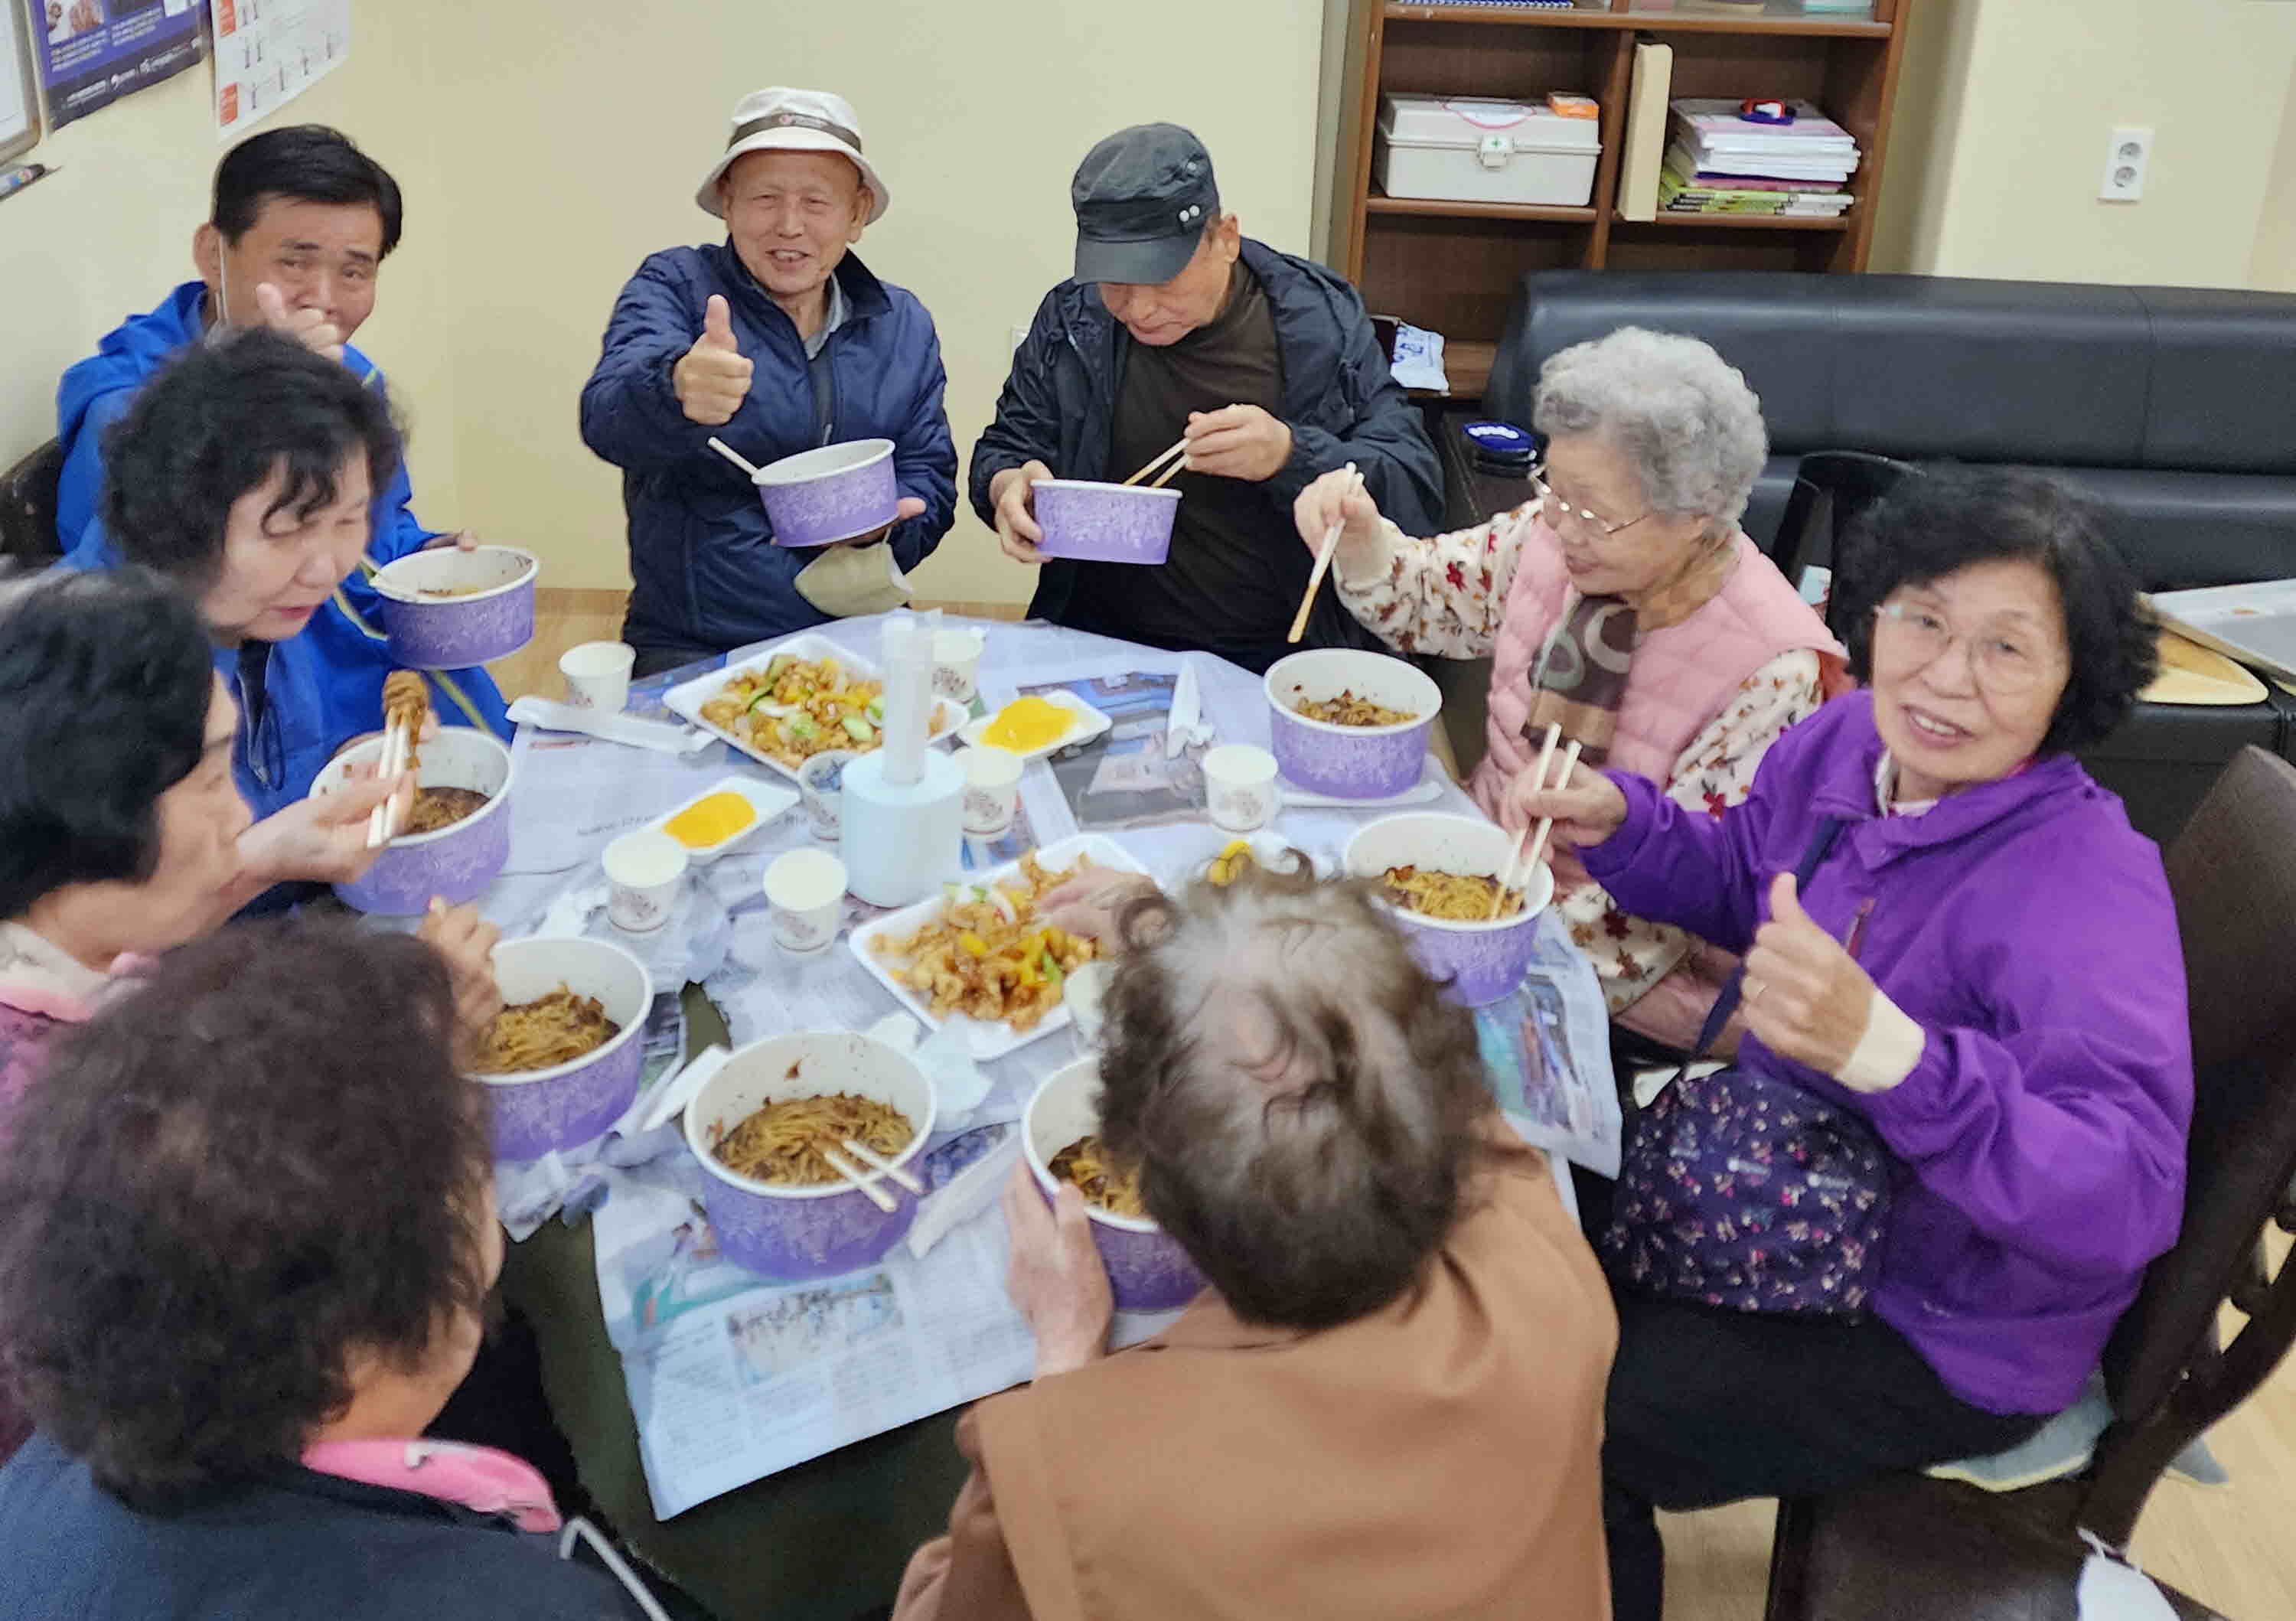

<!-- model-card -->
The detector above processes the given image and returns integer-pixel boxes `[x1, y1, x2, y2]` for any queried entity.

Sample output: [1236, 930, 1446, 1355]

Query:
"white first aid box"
[1375, 94, 1602, 207]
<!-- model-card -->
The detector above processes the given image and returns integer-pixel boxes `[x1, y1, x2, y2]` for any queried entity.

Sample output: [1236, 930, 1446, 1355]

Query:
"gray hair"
[1532, 326, 1769, 532]
[1097, 864, 1508, 1330]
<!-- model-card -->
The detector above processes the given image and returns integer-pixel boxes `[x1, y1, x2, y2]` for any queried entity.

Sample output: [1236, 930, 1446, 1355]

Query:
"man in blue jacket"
[974, 123, 1442, 675]
[54, 124, 508, 742]
[581, 86, 957, 676]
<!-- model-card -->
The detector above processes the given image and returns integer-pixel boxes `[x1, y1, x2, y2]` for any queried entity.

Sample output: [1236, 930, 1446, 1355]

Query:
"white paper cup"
[932, 628, 986, 704]
[765, 848, 847, 954]
[797, 749, 856, 843]
[604, 828, 688, 934]
[1203, 743, 1279, 833]
[561, 640, 636, 713]
[960, 745, 1023, 837]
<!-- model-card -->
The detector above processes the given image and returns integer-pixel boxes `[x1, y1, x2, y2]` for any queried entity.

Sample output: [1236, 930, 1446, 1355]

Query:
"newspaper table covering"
[476, 615, 1619, 1518]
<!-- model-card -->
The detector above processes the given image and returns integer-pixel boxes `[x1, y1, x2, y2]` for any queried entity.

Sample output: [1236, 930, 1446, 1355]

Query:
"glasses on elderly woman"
[1873, 599, 2061, 695]
[1529, 465, 1652, 540]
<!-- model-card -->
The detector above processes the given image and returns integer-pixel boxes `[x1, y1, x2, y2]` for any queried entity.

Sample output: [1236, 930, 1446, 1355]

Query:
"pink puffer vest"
[1468, 518, 1846, 1045]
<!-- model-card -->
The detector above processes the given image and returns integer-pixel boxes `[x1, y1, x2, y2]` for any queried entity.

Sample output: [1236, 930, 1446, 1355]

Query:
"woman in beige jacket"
[892, 865, 1618, 1621]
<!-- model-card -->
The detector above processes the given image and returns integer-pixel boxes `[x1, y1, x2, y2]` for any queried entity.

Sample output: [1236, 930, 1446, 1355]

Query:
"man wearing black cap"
[972, 123, 1440, 674]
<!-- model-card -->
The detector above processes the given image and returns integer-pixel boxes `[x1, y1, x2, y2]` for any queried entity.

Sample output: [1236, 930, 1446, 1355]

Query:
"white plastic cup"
[932, 628, 987, 704]
[959, 745, 1023, 837]
[765, 848, 847, 954]
[603, 829, 688, 934]
[561, 640, 636, 713]
[797, 749, 856, 843]
[1203, 743, 1279, 833]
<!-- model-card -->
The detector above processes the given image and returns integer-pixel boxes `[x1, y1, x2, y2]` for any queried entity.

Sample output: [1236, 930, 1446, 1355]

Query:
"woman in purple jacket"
[1508, 468, 2189, 1621]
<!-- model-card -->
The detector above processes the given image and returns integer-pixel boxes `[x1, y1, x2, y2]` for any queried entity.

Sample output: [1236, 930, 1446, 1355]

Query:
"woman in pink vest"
[1296, 327, 1844, 1052]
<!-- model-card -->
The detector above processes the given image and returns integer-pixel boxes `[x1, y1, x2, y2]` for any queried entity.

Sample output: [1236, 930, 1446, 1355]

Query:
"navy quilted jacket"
[580, 244, 955, 654]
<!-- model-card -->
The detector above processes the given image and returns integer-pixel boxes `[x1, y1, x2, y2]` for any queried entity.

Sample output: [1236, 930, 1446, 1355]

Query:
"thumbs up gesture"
[673, 294, 755, 426]
[253, 281, 346, 362]
[1740, 872, 1883, 1079]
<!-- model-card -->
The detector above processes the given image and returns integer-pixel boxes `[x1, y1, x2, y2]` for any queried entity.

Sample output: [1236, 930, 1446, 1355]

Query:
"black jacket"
[968, 239, 1442, 647]
[0, 1434, 644, 1620]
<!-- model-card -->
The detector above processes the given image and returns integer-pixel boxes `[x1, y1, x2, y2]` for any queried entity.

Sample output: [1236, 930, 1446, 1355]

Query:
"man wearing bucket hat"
[582, 87, 957, 674]
[972, 123, 1440, 675]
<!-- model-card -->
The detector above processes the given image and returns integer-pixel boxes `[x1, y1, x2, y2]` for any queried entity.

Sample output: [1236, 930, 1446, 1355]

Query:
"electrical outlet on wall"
[2100, 126, 2153, 203]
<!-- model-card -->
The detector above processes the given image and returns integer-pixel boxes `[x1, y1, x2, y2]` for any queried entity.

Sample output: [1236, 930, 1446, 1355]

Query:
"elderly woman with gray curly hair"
[1297, 327, 1845, 1052]
[892, 863, 1616, 1621]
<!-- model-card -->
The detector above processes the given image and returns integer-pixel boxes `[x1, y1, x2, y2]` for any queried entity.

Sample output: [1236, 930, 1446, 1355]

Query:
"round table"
[492, 615, 1480, 1621]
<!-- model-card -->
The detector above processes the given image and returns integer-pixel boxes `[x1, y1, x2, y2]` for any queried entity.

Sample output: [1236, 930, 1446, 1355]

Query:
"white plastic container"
[1375, 94, 1602, 207]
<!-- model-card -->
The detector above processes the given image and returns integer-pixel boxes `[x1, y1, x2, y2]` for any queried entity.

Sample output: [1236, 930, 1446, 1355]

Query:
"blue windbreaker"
[54, 281, 510, 743]
[579, 245, 955, 656]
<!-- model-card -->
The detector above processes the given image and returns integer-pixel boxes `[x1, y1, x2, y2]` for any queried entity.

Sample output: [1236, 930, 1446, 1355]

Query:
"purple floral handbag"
[1596, 819, 1893, 1317]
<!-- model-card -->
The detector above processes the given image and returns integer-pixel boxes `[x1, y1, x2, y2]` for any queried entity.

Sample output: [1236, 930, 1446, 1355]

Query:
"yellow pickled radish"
[981, 696, 1072, 753]
[664, 791, 755, 848]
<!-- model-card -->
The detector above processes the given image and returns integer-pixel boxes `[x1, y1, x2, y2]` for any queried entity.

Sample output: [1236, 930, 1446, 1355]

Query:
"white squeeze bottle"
[840, 611, 964, 906]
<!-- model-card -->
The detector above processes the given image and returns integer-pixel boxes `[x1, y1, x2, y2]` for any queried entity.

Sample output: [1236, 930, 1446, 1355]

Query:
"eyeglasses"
[1872, 600, 2060, 696]
[1529, 465, 1652, 539]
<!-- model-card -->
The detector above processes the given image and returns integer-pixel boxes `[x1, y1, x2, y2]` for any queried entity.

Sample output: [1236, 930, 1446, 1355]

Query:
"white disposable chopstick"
[365, 719, 412, 849]
[1492, 722, 1561, 919]
[1121, 436, 1189, 488]
[707, 436, 764, 478]
[1521, 741, 1585, 876]
[1288, 461, 1362, 645]
[840, 1137, 925, 1195]
[820, 1146, 899, 1213]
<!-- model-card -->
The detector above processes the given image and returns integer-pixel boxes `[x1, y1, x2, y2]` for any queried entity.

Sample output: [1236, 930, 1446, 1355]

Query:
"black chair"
[0, 439, 65, 568]
[1766, 449, 1919, 618]
[1763, 746, 2296, 1621]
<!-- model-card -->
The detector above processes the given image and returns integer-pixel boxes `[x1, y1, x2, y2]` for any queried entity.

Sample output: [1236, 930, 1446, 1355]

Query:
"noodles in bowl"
[1382, 865, 1527, 921]
[406, 786, 491, 835]
[1049, 1133, 1146, 1218]
[1291, 690, 1419, 728]
[683, 1031, 938, 1282]
[474, 987, 620, 1075]
[710, 1091, 916, 1187]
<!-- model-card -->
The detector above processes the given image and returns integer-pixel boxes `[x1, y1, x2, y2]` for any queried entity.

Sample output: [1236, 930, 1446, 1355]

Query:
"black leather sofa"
[1437, 269, 2296, 843]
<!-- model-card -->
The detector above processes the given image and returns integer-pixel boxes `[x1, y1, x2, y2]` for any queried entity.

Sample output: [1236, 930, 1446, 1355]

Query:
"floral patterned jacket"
[1336, 504, 1827, 1019]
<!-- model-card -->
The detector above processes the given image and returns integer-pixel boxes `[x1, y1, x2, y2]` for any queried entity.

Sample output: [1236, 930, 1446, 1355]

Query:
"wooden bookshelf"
[1331, 0, 1914, 397]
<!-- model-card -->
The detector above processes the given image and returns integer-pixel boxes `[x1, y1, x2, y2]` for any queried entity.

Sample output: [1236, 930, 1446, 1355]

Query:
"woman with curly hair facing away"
[1508, 468, 2190, 1621]
[893, 863, 1617, 1621]
[0, 919, 648, 1620]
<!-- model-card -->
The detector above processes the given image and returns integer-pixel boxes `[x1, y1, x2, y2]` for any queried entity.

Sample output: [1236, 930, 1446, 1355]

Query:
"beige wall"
[2, 0, 1329, 597]
[2251, 54, 2296, 292]
[1873, 0, 2296, 289]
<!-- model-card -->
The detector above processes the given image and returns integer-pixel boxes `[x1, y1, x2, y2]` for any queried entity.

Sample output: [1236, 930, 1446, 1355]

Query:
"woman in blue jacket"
[64, 331, 415, 908]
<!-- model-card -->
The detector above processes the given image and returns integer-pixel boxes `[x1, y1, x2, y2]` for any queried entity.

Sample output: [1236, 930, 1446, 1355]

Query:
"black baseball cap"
[1071, 123, 1220, 287]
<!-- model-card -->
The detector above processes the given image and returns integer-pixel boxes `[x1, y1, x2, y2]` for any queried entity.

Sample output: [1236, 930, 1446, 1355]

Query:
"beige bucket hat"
[695, 87, 889, 223]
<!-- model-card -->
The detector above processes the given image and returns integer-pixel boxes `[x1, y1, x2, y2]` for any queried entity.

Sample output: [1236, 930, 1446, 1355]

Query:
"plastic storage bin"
[1375, 94, 1601, 207]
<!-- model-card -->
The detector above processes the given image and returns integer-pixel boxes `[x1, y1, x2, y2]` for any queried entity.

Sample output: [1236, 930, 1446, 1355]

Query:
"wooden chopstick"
[1523, 741, 1586, 876]
[1120, 437, 1189, 488]
[1287, 462, 1362, 645]
[1492, 722, 1562, 919]
[840, 1137, 925, 1196]
[820, 1146, 899, 1212]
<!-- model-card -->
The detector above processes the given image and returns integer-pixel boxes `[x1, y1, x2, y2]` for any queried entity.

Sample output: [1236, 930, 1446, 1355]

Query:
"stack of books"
[1662, 97, 1859, 217]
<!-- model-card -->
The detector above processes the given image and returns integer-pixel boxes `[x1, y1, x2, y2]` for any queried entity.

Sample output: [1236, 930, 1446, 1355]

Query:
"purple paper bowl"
[1032, 478, 1182, 565]
[1264, 649, 1442, 800]
[476, 937, 654, 1163]
[1343, 813, 1555, 1009]
[1024, 1059, 1206, 1313]
[686, 1031, 938, 1283]
[371, 546, 539, 668]
[755, 439, 899, 549]
[315, 727, 514, 915]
